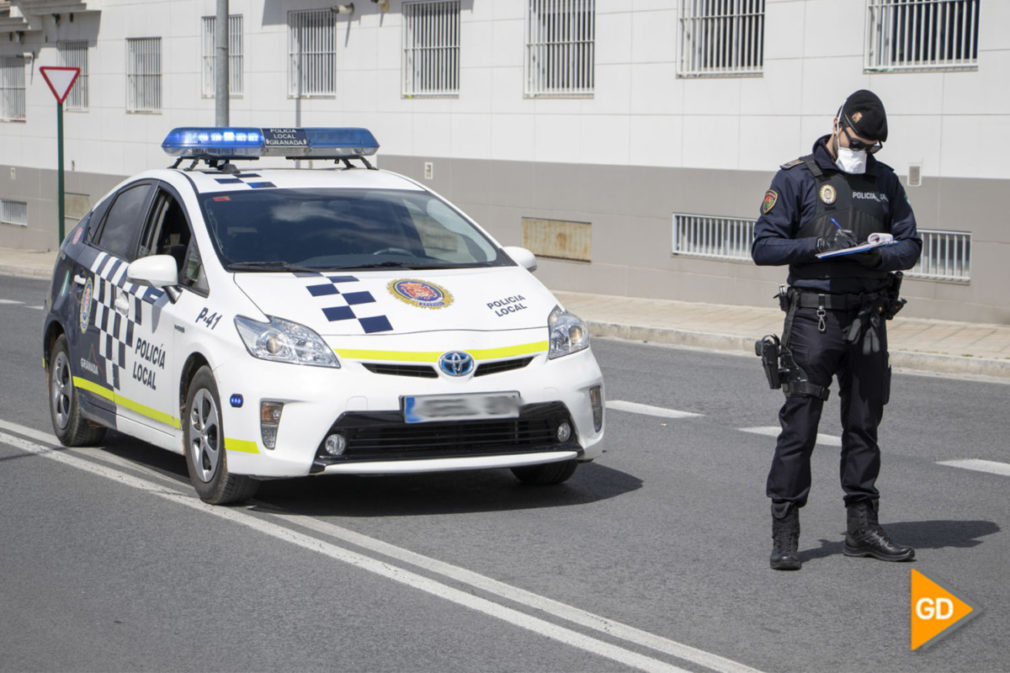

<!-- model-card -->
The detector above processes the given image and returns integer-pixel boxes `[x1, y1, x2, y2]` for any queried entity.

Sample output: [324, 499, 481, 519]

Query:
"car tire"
[510, 459, 578, 485]
[184, 366, 258, 505]
[48, 334, 107, 446]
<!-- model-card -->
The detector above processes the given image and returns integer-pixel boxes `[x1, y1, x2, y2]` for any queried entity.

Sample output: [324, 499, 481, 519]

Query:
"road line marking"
[27, 305, 44, 310]
[937, 459, 1010, 478]
[0, 420, 764, 673]
[606, 400, 703, 419]
[0, 299, 24, 305]
[739, 426, 842, 447]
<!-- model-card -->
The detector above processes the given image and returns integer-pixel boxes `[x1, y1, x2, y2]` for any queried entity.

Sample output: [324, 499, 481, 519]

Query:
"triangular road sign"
[911, 569, 974, 650]
[40, 66, 80, 104]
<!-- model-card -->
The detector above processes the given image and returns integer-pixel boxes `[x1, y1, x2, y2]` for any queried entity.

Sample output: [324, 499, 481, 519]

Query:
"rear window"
[198, 188, 506, 272]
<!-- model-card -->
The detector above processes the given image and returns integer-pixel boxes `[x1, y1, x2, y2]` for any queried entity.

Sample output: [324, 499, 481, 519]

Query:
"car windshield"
[198, 188, 506, 271]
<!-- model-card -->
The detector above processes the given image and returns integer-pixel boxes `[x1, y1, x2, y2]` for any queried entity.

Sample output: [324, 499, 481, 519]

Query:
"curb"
[586, 320, 1010, 382]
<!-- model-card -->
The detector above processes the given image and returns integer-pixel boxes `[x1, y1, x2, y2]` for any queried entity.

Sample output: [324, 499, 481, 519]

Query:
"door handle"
[73, 274, 86, 286]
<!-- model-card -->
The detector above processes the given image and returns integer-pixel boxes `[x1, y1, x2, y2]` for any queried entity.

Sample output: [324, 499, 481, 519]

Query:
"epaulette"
[779, 158, 804, 170]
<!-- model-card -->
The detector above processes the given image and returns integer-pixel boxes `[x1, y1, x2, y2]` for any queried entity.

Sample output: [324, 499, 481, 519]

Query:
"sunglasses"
[840, 121, 883, 154]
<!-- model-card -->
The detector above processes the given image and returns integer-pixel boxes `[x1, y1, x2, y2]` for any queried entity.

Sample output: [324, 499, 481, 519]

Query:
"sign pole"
[57, 100, 65, 243]
[39, 66, 79, 246]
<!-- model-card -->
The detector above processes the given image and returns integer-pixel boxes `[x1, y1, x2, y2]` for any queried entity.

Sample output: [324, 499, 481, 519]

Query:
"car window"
[198, 188, 505, 271]
[94, 183, 155, 260]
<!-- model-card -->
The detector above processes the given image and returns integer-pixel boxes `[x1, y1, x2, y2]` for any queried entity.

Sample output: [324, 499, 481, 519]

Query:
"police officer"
[752, 90, 922, 570]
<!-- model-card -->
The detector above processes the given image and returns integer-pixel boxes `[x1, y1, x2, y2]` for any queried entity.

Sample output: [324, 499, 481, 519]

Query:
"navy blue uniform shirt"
[751, 135, 921, 293]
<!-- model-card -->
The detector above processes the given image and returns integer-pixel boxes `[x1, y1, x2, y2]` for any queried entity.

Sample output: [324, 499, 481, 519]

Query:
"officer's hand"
[816, 228, 859, 253]
[850, 248, 882, 268]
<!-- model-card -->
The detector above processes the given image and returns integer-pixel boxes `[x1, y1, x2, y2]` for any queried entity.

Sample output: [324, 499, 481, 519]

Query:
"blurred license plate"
[402, 392, 520, 424]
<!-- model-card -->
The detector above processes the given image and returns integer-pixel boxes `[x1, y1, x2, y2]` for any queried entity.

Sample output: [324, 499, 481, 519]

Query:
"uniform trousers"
[767, 304, 891, 507]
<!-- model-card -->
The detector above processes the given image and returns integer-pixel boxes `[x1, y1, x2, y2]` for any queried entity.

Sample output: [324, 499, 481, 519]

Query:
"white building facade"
[1, 0, 1007, 323]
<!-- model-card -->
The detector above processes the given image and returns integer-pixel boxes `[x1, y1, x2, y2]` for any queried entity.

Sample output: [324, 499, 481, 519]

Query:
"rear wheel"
[184, 367, 258, 504]
[511, 460, 578, 485]
[48, 334, 106, 446]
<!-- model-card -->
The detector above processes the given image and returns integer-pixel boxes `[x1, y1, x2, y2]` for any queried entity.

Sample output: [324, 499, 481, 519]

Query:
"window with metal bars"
[673, 214, 754, 260]
[288, 9, 335, 97]
[59, 41, 88, 110]
[907, 229, 971, 281]
[0, 199, 28, 226]
[202, 15, 244, 97]
[525, 0, 595, 97]
[0, 58, 26, 121]
[679, 0, 764, 77]
[403, 1, 460, 97]
[126, 38, 162, 112]
[865, 0, 980, 71]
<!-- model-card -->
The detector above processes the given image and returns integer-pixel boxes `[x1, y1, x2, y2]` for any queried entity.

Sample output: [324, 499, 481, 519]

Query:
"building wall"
[1, 0, 1008, 322]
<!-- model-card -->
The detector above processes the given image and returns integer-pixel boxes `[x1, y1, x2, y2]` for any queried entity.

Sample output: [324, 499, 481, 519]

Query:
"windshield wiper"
[227, 261, 320, 272]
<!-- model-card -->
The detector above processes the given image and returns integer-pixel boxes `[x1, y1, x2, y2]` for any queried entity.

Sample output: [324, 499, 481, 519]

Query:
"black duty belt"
[794, 291, 882, 311]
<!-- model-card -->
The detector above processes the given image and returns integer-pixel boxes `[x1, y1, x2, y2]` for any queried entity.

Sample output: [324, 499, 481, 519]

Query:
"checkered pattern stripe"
[202, 170, 276, 190]
[87, 252, 166, 390]
[297, 272, 394, 334]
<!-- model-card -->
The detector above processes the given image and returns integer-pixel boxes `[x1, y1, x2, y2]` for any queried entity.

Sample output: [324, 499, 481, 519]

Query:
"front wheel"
[511, 460, 578, 485]
[48, 334, 106, 446]
[184, 367, 258, 505]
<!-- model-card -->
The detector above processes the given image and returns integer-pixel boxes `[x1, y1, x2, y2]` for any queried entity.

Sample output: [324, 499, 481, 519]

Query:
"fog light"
[324, 433, 347, 456]
[589, 385, 604, 432]
[260, 401, 284, 450]
[556, 421, 572, 443]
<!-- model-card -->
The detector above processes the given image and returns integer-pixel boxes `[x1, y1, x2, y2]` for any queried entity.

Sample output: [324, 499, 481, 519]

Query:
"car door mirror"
[127, 254, 179, 288]
[502, 246, 537, 272]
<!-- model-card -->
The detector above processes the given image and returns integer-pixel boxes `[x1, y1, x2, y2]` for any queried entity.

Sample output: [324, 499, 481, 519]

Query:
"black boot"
[844, 500, 915, 562]
[770, 502, 802, 570]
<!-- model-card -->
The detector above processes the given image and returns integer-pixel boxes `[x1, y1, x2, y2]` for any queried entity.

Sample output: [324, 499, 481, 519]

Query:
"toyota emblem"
[438, 351, 474, 377]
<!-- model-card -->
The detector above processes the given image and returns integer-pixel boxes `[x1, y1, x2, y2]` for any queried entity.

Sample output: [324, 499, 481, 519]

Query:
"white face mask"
[834, 128, 868, 174]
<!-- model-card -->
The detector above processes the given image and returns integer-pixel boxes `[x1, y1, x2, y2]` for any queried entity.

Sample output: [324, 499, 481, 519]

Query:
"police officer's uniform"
[752, 90, 922, 570]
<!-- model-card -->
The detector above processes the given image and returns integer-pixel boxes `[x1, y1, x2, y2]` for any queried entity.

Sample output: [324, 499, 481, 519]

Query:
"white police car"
[43, 127, 605, 503]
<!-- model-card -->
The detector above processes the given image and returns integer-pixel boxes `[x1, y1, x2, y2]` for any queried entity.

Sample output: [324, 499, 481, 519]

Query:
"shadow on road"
[799, 519, 1000, 563]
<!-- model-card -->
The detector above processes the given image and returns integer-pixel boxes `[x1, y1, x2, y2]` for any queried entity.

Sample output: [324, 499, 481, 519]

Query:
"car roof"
[145, 165, 427, 196]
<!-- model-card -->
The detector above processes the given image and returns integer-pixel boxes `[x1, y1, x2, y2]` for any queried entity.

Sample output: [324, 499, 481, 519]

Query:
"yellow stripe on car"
[224, 438, 259, 454]
[335, 340, 549, 363]
[73, 376, 181, 429]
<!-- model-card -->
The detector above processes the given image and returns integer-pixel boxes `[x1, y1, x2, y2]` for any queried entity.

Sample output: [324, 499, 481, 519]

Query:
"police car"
[43, 128, 605, 504]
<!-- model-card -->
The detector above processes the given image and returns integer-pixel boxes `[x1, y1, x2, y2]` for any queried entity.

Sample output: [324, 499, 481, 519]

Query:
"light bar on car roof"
[161, 127, 379, 160]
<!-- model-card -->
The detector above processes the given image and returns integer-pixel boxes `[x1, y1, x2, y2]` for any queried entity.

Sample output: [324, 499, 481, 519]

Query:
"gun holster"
[756, 334, 783, 390]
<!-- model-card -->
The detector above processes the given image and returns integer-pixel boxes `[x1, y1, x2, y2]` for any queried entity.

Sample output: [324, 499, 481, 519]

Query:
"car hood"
[233, 266, 559, 337]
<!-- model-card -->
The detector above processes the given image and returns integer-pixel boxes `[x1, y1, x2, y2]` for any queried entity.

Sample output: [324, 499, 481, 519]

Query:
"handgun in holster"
[755, 334, 784, 390]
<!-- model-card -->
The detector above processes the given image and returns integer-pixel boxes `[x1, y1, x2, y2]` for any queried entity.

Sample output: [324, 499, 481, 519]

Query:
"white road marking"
[937, 459, 1010, 478]
[738, 426, 842, 447]
[0, 299, 25, 305]
[0, 419, 764, 673]
[27, 305, 44, 310]
[607, 400, 703, 419]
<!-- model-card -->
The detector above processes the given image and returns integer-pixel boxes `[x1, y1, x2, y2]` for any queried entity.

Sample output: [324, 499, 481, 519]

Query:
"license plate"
[402, 392, 520, 424]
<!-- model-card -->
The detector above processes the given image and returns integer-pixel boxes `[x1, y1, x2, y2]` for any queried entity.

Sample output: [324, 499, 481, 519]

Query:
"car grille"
[311, 402, 577, 470]
[360, 356, 533, 379]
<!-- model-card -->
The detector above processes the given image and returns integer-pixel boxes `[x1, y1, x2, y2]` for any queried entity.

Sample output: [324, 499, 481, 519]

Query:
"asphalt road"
[1, 274, 1007, 673]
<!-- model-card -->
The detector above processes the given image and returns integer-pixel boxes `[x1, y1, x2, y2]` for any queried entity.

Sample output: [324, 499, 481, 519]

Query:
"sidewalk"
[3, 246, 1008, 381]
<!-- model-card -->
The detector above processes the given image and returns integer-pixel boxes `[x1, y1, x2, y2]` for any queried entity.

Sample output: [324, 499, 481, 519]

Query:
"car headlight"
[234, 315, 340, 368]
[548, 305, 589, 359]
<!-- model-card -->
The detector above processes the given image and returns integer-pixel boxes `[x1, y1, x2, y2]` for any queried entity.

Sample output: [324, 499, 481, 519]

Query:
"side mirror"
[502, 246, 537, 272]
[127, 254, 179, 288]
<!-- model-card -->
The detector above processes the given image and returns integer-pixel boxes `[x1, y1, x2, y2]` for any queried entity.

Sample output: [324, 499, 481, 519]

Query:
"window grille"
[679, 0, 764, 77]
[865, 0, 980, 71]
[59, 41, 88, 110]
[673, 213, 754, 260]
[907, 229, 971, 281]
[402, 1, 460, 97]
[126, 38, 162, 112]
[0, 58, 26, 121]
[525, 0, 595, 97]
[202, 15, 244, 97]
[288, 9, 335, 97]
[0, 199, 28, 226]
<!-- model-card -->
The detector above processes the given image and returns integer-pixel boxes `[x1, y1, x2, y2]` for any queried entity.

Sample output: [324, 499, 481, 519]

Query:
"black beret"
[841, 89, 888, 142]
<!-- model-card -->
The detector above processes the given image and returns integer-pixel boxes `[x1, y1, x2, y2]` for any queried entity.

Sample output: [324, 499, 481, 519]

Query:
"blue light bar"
[162, 127, 264, 158]
[162, 127, 379, 160]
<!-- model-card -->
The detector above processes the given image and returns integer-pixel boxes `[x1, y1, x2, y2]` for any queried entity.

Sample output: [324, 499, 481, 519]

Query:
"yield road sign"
[40, 66, 80, 104]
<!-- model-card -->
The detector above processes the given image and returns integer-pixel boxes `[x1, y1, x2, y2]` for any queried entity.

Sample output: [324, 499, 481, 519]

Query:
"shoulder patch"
[761, 189, 778, 215]
[779, 158, 805, 170]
